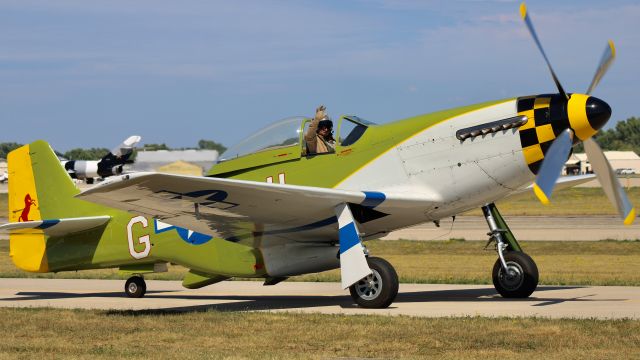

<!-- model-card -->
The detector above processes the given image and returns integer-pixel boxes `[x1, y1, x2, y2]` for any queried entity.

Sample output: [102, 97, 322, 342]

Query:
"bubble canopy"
[219, 117, 305, 161]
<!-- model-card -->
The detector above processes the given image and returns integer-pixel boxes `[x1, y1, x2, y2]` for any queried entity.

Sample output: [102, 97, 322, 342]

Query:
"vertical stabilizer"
[7, 140, 79, 272]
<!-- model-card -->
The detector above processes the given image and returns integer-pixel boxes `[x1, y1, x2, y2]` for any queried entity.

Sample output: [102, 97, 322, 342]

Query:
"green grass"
[2, 240, 640, 286]
[0, 307, 638, 359]
[296, 239, 640, 286]
[464, 187, 640, 216]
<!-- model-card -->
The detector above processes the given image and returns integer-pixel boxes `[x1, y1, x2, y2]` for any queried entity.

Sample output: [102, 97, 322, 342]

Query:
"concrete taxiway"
[1, 278, 638, 319]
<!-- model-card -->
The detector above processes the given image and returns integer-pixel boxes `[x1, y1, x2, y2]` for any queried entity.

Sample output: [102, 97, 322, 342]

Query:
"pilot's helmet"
[318, 118, 333, 130]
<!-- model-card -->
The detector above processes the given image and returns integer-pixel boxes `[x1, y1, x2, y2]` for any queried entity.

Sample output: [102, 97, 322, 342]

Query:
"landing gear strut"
[482, 203, 538, 298]
[124, 275, 146, 298]
[349, 257, 399, 308]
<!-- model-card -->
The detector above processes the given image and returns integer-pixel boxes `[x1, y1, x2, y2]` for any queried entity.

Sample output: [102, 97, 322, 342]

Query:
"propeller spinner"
[519, 3, 635, 225]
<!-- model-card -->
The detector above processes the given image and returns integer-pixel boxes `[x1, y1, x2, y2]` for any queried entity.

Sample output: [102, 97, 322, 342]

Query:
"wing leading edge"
[77, 172, 440, 242]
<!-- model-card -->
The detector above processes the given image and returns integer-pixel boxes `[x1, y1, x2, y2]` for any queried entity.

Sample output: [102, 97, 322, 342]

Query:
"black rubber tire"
[492, 251, 538, 298]
[124, 276, 147, 298]
[349, 257, 399, 308]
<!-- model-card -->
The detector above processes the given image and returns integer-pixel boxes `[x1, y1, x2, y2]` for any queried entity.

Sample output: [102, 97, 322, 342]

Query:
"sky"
[1, 0, 639, 151]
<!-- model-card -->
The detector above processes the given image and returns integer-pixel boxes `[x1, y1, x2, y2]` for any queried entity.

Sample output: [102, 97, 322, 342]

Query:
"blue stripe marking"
[154, 219, 213, 245]
[38, 220, 60, 229]
[361, 191, 386, 208]
[251, 193, 386, 238]
[339, 222, 361, 254]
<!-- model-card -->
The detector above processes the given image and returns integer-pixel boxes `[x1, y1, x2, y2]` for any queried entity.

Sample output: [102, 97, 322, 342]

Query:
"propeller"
[520, 2, 635, 225]
[583, 138, 636, 225]
[587, 40, 616, 95]
[519, 3, 568, 100]
[532, 129, 574, 205]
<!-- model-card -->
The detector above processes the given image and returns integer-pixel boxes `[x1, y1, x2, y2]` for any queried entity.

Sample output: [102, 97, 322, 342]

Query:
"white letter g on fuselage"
[127, 216, 151, 259]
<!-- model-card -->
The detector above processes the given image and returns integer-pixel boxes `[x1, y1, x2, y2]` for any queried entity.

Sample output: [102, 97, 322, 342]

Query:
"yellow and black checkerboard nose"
[517, 94, 611, 174]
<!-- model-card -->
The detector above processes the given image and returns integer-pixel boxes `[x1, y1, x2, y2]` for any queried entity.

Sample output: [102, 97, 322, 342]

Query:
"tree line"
[575, 117, 640, 155]
[0, 140, 227, 160]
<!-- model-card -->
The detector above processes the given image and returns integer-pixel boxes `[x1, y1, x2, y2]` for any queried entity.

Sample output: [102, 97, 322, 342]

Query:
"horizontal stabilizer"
[0, 216, 110, 237]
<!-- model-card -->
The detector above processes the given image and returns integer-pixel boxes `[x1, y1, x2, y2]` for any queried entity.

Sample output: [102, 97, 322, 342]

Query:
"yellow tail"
[8, 143, 47, 272]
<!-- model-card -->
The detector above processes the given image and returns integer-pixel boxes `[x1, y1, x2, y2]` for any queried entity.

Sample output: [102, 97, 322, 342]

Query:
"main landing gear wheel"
[492, 251, 538, 298]
[124, 276, 147, 298]
[349, 257, 399, 309]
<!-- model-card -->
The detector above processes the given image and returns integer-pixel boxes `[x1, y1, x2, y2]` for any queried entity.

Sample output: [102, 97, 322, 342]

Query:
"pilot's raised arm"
[305, 105, 335, 154]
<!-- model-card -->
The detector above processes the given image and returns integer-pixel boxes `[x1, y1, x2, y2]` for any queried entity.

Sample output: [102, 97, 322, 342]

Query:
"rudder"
[7, 140, 79, 272]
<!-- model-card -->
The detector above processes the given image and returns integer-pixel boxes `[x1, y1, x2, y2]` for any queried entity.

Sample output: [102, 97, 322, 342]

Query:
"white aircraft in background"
[60, 135, 142, 184]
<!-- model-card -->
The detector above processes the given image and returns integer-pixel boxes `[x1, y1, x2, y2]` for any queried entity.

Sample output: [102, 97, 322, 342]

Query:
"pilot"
[305, 105, 335, 154]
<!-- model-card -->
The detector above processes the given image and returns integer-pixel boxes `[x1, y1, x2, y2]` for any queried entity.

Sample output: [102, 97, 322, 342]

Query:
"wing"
[77, 172, 440, 244]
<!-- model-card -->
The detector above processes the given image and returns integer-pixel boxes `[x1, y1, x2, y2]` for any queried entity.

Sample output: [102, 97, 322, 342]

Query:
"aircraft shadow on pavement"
[1, 290, 176, 300]
[2, 285, 624, 315]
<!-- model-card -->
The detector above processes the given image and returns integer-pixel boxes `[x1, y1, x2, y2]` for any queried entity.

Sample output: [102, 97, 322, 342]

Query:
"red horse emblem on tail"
[18, 194, 36, 222]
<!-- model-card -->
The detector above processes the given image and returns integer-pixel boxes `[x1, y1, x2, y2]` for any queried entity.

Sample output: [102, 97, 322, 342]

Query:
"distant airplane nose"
[585, 96, 612, 132]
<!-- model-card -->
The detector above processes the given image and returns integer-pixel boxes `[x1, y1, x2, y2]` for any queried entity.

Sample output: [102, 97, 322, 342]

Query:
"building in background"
[564, 151, 640, 175]
[564, 153, 589, 175]
[132, 150, 219, 176]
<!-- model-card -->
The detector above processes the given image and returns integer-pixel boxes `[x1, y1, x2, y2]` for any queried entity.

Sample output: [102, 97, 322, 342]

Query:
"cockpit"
[219, 117, 304, 161]
[219, 115, 375, 163]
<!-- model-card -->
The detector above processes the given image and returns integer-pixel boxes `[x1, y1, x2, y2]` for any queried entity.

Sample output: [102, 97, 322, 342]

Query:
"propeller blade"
[586, 40, 616, 95]
[533, 129, 574, 204]
[519, 2, 568, 100]
[583, 138, 636, 225]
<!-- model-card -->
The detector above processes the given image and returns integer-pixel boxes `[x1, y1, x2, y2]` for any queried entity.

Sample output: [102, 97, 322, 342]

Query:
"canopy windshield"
[220, 117, 305, 161]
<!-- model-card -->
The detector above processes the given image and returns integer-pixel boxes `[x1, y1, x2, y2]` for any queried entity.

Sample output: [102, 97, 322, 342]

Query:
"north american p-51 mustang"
[1, 3, 634, 308]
